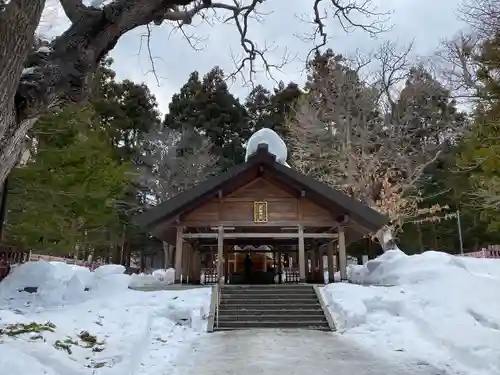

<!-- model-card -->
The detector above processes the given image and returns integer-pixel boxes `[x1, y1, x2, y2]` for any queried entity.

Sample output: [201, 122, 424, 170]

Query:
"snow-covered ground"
[2, 250, 500, 375]
[0, 262, 211, 374]
[321, 250, 500, 375]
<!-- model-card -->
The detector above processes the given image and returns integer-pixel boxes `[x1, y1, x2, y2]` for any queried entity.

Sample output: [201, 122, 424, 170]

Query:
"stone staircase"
[214, 284, 332, 331]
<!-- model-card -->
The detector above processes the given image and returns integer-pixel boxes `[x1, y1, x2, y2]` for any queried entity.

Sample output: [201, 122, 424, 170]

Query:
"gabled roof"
[133, 144, 388, 235]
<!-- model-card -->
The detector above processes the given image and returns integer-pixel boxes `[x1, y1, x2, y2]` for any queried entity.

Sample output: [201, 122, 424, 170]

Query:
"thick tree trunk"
[0, 0, 193, 185]
[375, 227, 400, 252]
[0, 1, 45, 183]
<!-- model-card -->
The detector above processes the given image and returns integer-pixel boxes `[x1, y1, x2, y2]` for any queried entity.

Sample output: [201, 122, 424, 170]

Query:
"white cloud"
[38, 0, 466, 116]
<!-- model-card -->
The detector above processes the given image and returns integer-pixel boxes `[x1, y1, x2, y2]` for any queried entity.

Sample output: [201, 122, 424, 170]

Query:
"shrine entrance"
[134, 144, 387, 284]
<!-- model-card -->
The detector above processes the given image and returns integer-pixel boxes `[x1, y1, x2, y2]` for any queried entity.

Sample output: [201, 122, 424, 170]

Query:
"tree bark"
[0, 0, 195, 185]
[375, 227, 400, 252]
[0, 0, 45, 184]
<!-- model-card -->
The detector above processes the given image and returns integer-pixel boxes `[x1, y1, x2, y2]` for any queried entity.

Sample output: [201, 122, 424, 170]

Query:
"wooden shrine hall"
[134, 144, 388, 284]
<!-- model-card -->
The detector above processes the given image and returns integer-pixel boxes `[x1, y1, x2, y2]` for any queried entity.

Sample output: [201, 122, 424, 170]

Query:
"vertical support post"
[327, 241, 334, 283]
[217, 225, 224, 283]
[311, 249, 317, 282]
[298, 224, 306, 283]
[278, 249, 282, 284]
[191, 244, 201, 284]
[183, 242, 192, 284]
[338, 226, 347, 281]
[174, 226, 184, 283]
[224, 244, 230, 283]
[318, 247, 324, 283]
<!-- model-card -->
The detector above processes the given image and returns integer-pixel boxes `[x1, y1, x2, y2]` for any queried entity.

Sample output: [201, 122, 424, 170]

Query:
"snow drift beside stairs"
[0, 261, 176, 310]
[322, 250, 500, 375]
[0, 261, 211, 375]
[245, 128, 291, 167]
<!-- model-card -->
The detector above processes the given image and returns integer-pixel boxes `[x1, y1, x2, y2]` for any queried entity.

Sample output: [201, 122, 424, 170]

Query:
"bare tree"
[138, 124, 218, 267]
[289, 46, 468, 251]
[0, 0, 388, 186]
[437, 0, 500, 100]
[140, 125, 219, 202]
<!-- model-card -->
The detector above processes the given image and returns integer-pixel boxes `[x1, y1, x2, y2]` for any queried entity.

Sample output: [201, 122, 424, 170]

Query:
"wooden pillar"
[217, 225, 224, 283]
[174, 226, 184, 283]
[311, 249, 317, 282]
[190, 245, 201, 284]
[224, 244, 230, 283]
[162, 241, 171, 269]
[318, 247, 324, 283]
[298, 225, 306, 283]
[278, 249, 283, 284]
[327, 241, 334, 283]
[181, 242, 189, 283]
[338, 226, 347, 281]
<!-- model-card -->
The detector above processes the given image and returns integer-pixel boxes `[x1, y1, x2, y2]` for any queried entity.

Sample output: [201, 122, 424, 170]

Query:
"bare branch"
[307, 0, 391, 61]
[58, 0, 99, 23]
[288, 50, 469, 249]
[139, 125, 219, 201]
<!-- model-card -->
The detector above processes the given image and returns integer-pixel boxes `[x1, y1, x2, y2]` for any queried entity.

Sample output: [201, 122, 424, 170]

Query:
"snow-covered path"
[164, 329, 441, 375]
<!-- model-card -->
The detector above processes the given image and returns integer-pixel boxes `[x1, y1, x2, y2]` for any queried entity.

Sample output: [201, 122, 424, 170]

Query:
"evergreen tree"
[6, 106, 129, 256]
[164, 67, 251, 170]
[245, 82, 302, 141]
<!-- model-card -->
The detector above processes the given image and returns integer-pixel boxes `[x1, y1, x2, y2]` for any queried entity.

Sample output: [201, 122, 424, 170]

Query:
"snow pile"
[0, 261, 211, 374]
[129, 268, 175, 289]
[0, 262, 179, 310]
[322, 250, 500, 375]
[245, 128, 290, 167]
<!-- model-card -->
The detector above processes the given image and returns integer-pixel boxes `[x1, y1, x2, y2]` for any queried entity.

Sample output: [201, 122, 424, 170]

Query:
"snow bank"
[129, 268, 175, 289]
[0, 262, 179, 311]
[0, 261, 211, 374]
[322, 250, 500, 375]
[245, 128, 290, 166]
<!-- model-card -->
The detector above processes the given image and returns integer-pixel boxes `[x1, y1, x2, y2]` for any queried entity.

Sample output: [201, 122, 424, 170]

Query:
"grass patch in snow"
[53, 331, 105, 355]
[0, 321, 56, 336]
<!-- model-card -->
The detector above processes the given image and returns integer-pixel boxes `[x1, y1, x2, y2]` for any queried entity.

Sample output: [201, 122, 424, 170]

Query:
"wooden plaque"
[253, 201, 268, 223]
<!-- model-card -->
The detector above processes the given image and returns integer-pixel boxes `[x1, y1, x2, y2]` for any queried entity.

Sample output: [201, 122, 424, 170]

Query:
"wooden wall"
[180, 177, 336, 225]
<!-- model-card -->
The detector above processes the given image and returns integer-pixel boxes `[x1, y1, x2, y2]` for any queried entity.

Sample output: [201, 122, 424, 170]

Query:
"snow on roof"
[245, 128, 290, 167]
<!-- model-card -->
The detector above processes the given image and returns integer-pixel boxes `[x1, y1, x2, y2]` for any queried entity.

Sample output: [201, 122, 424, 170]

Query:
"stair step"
[222, 289, 315, 294]
[221, 293, 318, 301]
[222, 289, 316, 296]
[220, 298, 320, 305]
[218, 314, 327, 321]
[215, 321, 330, 329]
[219, 304, 321, 311]
[219, 308, 324, 315]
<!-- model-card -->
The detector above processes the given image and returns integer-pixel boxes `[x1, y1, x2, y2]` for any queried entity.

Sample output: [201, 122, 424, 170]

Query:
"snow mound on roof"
[321, 250, 500, 375]
[245, 128, 290, 167]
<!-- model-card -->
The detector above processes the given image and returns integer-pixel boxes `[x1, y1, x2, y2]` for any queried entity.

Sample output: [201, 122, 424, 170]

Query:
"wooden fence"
[28, 254, 104, 270]
[0, 245, 30, 281]
[462, 247, 500, 259]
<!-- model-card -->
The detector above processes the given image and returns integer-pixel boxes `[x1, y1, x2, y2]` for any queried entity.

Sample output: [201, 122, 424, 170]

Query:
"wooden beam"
[183, 232, 338, 239]
[217, 225, 224, 283]
[183, 233, 218, 239]
[338, 226, 347, 281]
[180, 220, 338, 228]
[174, 226, 184, 283]
[298, 224, 306, 283]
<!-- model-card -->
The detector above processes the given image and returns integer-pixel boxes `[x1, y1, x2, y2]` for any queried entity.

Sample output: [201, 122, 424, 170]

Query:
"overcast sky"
[42, 0, 466, 116]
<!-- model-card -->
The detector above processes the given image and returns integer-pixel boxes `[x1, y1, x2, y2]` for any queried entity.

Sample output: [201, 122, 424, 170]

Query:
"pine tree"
[164, 67, 251, 170]
[6, 106, 130, 256]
